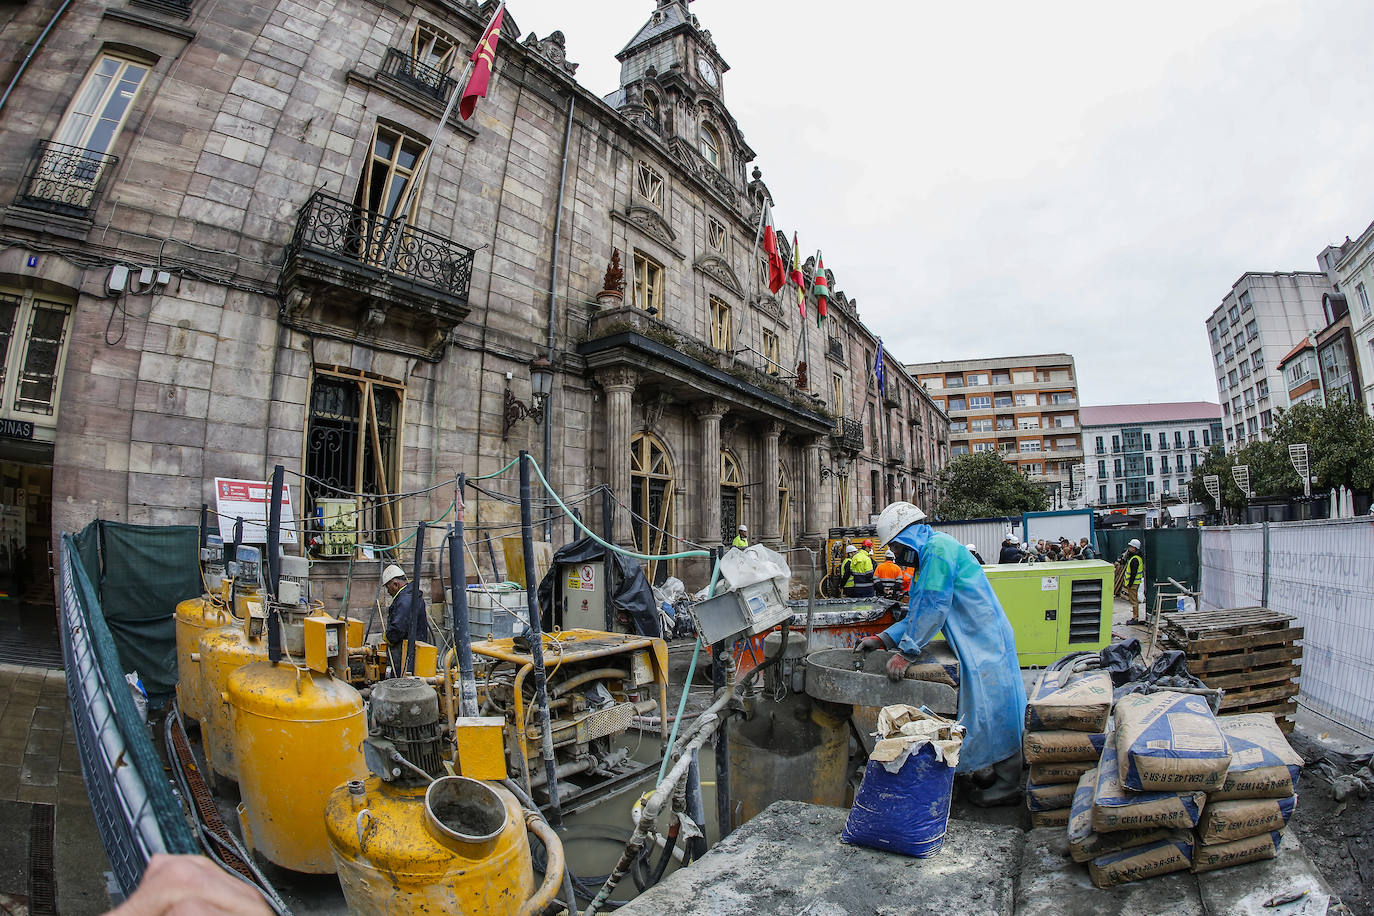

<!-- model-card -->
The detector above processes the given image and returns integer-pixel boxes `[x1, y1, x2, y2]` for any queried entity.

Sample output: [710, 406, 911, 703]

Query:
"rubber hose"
[648, 824, 680, 885]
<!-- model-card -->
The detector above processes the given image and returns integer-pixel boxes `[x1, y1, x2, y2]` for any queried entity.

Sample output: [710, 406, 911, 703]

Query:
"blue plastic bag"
[842, 741, 955, 858]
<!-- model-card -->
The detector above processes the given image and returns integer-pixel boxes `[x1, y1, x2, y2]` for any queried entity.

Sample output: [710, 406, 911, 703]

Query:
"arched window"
[699, 122, 722, 170]
[778, 460, 791, 545]
[644, 91, 660, 121]
[720, 449, 742, 543]
[630, 432, 675, 583]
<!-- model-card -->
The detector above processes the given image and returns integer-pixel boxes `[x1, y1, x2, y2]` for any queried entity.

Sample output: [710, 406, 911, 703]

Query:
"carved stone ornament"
[641, 391, 672, 430]
[602, 248, 626, 296]
[625, 204, 677, 250]
[596, 367, 641, 391]
[522, 30, 578, 75]
[720, 416, 741, 447]
[693, 253, 743, 297]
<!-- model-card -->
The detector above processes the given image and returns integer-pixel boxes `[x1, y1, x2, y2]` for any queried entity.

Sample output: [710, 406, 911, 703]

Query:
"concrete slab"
[1195, 831, 1334, 916]
[1015, 826, 1203, 916]
[616, 801, 1023, 916]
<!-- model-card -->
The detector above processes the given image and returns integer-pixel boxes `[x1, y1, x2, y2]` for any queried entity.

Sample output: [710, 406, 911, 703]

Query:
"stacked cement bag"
[1021, 669, 1112, 828]
[1192, 713, 1302, 873]
[1083, 691, 1232, 887]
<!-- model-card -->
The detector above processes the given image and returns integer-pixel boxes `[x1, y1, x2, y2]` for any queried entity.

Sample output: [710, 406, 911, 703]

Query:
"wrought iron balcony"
[379, 48, 457, 104]
[832, 416, 864, 452]
[666, 136, 737, 203]
[16, 140, 119, 219]
[826, 337, 845, 363]
[886, 440, 906, 466]
[130, 0, 191, 16]
[642, 113, 662, 136]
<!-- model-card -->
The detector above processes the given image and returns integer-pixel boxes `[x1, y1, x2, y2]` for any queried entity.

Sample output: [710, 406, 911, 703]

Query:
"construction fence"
[1200, 517, 1374, 739]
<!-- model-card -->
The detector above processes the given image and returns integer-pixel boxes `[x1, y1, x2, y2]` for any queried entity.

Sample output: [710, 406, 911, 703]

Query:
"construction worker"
[732, 524, 749, 549]
[874, 549, 904, 598]
[841, 543, 876, 597]
[966, 543, 986, 565]
[997, 535, 1022, 564]
[1120, 538, 1145, 624]
[856, 501, 1026, 806]
[382, 564, 428, 676]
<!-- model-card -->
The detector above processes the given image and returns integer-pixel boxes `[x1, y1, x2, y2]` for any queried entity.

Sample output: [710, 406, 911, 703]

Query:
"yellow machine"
[196, 603, 267, 784]
[820, 526, 889, 597]
[323, 677, 564, 915]
[228, 659, 367, 873]
[174, 595, 230, 724]
[471, 629, 669, 816]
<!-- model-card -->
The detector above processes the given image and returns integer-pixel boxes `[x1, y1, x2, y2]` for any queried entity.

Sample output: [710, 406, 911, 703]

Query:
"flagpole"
[384, 1, 501, 271]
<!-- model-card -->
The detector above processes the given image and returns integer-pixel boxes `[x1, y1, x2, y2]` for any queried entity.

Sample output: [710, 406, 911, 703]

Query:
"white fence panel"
[929, 517, 1018, 563]
[1200, 518, 1374, 738]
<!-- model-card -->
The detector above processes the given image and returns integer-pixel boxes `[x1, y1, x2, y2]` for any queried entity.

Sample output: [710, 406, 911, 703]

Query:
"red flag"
[761, 203, 785, 294]
[459, 4, 506, 120]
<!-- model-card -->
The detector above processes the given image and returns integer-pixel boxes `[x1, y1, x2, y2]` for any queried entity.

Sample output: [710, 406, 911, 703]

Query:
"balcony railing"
[832, 416, 864, 452]
[642, 113, 662, 136]
[666, 136, 737, 202]
[130, 0, 191, 16]
[826, 337, 845, 363]
[16, 140, 119, 218]
[886, 440, 906, 466]
[287, 191, 474, 300]
[379, 48, 457, 104]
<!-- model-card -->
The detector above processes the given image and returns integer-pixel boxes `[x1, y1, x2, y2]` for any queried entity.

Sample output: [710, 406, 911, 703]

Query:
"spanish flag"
[459, 3, 506, 120]
[761, 202, 785, 294]
[790, 232, 805, 319]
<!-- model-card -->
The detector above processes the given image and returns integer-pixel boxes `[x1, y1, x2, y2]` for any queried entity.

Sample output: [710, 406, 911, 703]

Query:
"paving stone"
[19, 754, 58, 788]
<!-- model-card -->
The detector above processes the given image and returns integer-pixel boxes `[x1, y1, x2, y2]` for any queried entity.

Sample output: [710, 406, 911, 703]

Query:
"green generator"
[983, 560, 1113, 667]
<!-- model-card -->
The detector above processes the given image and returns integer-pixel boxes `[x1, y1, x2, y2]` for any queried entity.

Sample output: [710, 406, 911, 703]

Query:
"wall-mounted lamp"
[503, 356, 555, 439]
[819, 452, 851, 483]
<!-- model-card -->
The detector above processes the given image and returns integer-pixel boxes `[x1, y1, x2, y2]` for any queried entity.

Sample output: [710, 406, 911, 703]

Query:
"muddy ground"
[1287, 731, 1373, 916]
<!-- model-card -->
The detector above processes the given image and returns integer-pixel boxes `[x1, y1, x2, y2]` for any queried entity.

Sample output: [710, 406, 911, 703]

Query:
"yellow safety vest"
[845, 550, 875, 586]
[732, 535, 748, 548]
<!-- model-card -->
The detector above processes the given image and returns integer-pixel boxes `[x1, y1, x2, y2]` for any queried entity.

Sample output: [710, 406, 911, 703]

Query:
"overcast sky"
[511, 0, 1374, 406]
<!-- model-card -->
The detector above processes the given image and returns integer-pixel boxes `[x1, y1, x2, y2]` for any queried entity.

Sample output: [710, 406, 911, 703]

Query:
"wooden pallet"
[1161, 606, 1300, 730]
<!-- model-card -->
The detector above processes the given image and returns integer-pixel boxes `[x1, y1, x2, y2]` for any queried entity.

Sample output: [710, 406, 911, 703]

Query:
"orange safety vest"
[874, 561, 903, 580]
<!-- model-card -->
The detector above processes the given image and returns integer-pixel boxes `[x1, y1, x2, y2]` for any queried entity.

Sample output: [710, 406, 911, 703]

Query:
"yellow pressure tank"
[174, 596, 230, 724]
[197, 613, 266, 784]
[325, 776, 552, 915]
[228, 660, 366, 873]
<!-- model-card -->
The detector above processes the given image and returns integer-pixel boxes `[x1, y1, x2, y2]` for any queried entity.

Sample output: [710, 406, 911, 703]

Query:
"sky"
[509, 0, 1374, 406]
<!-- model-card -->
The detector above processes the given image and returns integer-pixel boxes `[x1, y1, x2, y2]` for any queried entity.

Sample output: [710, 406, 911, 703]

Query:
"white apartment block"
[1322, 220, 1374, 414]
[1082, 403, 1222, 512]
[1205, 273, 1328, 448]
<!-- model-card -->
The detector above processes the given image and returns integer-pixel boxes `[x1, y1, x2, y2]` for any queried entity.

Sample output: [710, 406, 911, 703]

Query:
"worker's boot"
[966, 752, 1023, 807]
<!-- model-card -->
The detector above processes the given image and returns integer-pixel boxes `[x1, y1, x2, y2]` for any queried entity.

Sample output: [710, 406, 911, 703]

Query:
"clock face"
[697, 57, 718, 87]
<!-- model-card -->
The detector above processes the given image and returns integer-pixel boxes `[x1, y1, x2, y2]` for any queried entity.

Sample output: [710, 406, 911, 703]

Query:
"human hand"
[107, 854, 272, 915]
[855, 636, 883, 653]
[885, 653, 911, 682]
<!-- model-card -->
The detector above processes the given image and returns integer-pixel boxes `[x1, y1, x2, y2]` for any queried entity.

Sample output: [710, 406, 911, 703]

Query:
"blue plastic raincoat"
[880, 524, 1026, 773]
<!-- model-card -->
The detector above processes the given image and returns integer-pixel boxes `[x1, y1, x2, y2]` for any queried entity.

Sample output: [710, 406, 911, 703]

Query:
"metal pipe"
[519, 451, 562, 822]
[712, 640, 732, 839]
[526, 755, 595, 789]
[542, 93, 576, 541]
[519, 813, 566, 916]
[449, 478, 479, 716]
[265, 465, 284, 663]
[0, 0, 73, 115]
[406, 521, 427, 677]
[549, 668, 630, 699]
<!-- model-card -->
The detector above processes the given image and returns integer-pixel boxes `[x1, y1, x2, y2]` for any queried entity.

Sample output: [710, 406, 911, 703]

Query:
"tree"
[935, 451, 1048, 520]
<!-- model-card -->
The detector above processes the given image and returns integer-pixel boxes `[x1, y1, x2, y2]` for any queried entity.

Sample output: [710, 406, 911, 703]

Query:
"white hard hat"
[1008, 535, 1020, 545]
[845, 544, 857, 554]
[738, 524, 747, 532]
[875, 501, 927, 547]
[885, 549, 895, 560]
[966, 544, 978, 553]
[381, 564, 407, 586]
[1128, 538, 1141, 549]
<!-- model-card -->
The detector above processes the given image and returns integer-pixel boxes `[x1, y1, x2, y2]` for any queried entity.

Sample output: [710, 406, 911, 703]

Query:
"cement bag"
[1068, 770, 1167, 863]
[1025, 774, 1076, 812]
[1092, 742, 1206, 834]
[1089, 832, 1193, 888]
[1025, 669, 1112, 732]
[1023, 729, 1106, 764]
[1196, 796, 1296, 845]
[1115, 691, 1231, 792]
[842, 706, 964, 859]
[1030, 808, 1070, 828]
[1213, 714, 1304, 800]
[1192, 830, 1283, 873]
[1029, 759, 1095, 785]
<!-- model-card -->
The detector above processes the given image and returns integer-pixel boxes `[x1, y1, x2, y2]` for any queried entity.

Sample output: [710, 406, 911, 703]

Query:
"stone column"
[597, 368, 640, 544]
[695, 400, 728, 547]
[761, 421, 783, 546]
[803, 436, 824, 540]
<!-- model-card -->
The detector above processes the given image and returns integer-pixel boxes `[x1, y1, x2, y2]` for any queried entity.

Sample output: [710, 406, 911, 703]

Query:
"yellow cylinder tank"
[228, 661, 366, 873]
[324, 775, 551, 915]
[197, 617, 265, 783]
[174, 597, 230, 724]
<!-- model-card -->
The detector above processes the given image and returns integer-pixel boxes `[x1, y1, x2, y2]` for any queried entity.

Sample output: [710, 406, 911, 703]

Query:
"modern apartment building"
[1205, 273, 1328, 448]
[908, 354, 1082, 505]
[1081, 403, 1223, 512]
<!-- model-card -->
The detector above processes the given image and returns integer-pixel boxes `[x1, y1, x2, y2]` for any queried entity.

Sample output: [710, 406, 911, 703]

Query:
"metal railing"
[666, 136, 736, 201]
[379, 47, 457, 104]
[286, 191, 475, 300]
[58, 535, 197, 898]
[826, 337, 846, 363]
[17, 140, 119, 218]
[832, 416, 863, 451]
[130, 0, 191, 15]
[642, 113, 662, 136]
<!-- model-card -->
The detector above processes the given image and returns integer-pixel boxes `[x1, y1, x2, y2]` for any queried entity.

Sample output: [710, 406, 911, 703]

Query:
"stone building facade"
[0, 0, 947, 598]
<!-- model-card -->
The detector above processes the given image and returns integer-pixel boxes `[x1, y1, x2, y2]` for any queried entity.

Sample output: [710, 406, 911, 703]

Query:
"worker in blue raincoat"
[857, 501, 1027, 806]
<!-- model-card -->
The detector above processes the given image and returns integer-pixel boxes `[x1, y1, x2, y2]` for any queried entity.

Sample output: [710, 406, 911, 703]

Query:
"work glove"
[886, 653, 912, 682]
[855, 636, 884, 653]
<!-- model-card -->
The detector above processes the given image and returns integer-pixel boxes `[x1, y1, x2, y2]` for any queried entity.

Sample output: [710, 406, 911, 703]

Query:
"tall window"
[762, 327, 780, 372]
[707, 216, 727, 253]
[1096, 459, 1106, 477]
[411, 23, 457, 78]
[1145, 457, 1154, 475]
[355, 126, 426, 222]
[777, 461, 791, 545]
[699, 123, 722, 169]
[832, 373, 844, 416]
[630, 433, 675, 584]
[1359, 282, 1372, 320]
[0, 290, 74, 422]
[632, 250, 663, 313]
[306, 370, 403, 549]
[1161, 455, 1170, 473]
[636, 161, 664, 208]
[709, 297, 731, 350]
[1144, 432, 1152, 450]
[1094, 435, 1104, 453]
[719, 449, 742, 543]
